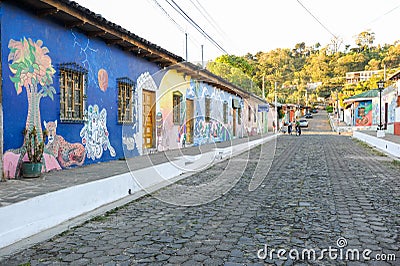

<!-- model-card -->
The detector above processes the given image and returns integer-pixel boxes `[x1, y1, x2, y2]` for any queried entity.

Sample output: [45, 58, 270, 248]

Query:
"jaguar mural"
[80, 104, 116, 160]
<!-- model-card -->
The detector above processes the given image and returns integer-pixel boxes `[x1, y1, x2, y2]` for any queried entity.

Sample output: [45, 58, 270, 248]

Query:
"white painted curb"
[353, 131, 400, 158]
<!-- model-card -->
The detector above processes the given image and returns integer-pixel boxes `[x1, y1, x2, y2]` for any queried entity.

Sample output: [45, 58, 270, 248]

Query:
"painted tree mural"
[6, 37, 57, 176]
[9, 38, 56, 137]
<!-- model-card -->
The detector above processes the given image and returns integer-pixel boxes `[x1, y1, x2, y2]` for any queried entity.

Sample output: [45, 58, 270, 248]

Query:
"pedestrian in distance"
[295, 120, 301, 136]
[288, 122, 292, 135]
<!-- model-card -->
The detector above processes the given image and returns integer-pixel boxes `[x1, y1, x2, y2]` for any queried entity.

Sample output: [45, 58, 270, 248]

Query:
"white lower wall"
[0, 172, 138, 250]
[353, 131, 400, 158]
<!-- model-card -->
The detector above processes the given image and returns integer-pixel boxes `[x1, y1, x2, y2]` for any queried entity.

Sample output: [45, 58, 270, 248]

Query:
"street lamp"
[377, 80, 385, 131]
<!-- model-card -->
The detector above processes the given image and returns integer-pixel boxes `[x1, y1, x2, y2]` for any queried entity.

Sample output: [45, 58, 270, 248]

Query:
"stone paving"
[1, 130, 399, 265]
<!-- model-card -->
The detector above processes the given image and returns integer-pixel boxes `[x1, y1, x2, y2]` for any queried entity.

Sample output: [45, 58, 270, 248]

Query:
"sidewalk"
[327, 113, 400, 158]
[0, 134, 269, 207]
[0, 133, 275, 252]
[353, 130, 400, 158]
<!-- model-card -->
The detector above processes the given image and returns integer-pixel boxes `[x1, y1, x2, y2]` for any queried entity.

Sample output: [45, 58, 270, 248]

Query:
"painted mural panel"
[157, 70, 241, 150]
[122, 87, 140, 156]
[243, 101, 259, 136]
[80, 105, 116, 160]
[383, 90, 397, 124]
[354, 100, 372, 126]
[192, 81, 236, 146]
[3, 37, 92, 177]
[3, 38, 61, 178]
[372, 98, 380, 126]
[44, 120, 85, 168]
[2, 4, 160, 176]
[156, 70, 188, 151]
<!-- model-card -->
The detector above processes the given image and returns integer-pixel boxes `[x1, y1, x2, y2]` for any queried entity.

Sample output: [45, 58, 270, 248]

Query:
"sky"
[75, 0, 400, 63]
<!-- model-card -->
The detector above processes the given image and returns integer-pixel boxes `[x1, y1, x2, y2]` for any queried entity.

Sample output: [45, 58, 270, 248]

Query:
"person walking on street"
[295, 120, 301, 136]
[288, 122, 292, 135]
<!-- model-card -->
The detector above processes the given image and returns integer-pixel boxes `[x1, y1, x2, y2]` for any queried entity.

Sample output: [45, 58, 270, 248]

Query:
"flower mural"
[4, 38, 57, 177]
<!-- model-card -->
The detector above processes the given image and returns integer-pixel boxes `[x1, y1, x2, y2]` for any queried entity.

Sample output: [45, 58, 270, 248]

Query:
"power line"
[165, 0, 227, 53]
[164, 0, 228, 54]
[296, 0, 337, 39]
[149, 0, 185, 33]
[365, 2, 400, 26]
[188, 0, 228, 41]
[147, 0, 202, 51]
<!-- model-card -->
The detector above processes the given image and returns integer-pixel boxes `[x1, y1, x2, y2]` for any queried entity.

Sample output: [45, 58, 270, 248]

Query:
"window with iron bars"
[59, 63, 87, 122]
[117, 77, 135, 123]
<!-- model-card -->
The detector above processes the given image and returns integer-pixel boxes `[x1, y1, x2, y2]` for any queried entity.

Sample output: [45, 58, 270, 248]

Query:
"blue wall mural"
[2, 3, 160, 177]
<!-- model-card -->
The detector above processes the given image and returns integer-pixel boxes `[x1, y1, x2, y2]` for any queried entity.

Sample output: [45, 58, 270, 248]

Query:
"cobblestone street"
[1, 132, 399, 265]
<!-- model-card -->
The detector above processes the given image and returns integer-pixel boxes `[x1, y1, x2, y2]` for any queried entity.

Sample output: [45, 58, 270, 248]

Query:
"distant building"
[346, 70, 380, 84]
[343, 83, 400, 136]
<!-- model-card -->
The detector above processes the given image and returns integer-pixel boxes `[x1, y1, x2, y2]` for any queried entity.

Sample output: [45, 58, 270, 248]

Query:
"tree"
[206, 59, 258, 93]
[382, 44, 400, 69]
[207, 36, 400, 105]
[355, 30, 375, 51]
[328, 36, 343, 54]
[365, 58, 380, 70]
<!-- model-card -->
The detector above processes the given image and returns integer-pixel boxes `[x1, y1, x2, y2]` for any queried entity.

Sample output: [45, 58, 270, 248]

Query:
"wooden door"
[232, 108, 236, 137]
[186, 99, 194, 143]
[143, 90, 155, 149]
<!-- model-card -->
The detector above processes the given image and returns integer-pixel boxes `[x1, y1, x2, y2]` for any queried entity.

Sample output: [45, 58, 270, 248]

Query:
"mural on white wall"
[389, 96, 396, 124]
[122, 136, 136, 150]
[192, 82, 233, 145]
[80, 104, 116, 160]
[137, 72, 157, 92]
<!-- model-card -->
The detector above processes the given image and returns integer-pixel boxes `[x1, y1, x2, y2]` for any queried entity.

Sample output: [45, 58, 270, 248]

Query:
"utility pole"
[336, 90, 339, 122]
[262, 75, 265, 99]
[275, 81, 278, 132]
[185, 33, 188, 61]
[305, 87, 308, 108]
[384, 64, 386, 81]
[201, 44, 204, 68]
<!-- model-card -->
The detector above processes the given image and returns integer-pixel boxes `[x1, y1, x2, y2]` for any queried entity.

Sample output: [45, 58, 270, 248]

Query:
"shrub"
[326, 106, 334, 113]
